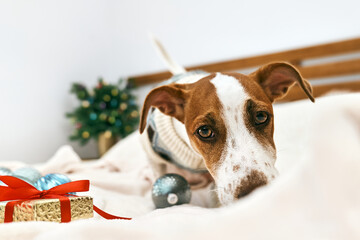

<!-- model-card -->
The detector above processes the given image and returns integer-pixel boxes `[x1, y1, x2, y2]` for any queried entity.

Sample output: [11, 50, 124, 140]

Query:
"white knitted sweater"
[140, 71, 213, 188]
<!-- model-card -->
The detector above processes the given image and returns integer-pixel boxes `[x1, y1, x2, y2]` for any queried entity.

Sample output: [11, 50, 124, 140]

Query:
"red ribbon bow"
[0, 175, 131, 223]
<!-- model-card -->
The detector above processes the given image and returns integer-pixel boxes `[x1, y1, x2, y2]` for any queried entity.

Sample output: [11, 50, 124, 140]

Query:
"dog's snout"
[236, 170, 267, 199]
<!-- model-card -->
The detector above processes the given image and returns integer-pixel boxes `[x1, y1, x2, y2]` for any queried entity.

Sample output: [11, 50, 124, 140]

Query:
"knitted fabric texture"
[140, 71, 209, 174]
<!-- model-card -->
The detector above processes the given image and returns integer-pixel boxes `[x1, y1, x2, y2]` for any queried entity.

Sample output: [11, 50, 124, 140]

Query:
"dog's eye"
[196, 126, 215, 139]
[254, 111, 268, 125]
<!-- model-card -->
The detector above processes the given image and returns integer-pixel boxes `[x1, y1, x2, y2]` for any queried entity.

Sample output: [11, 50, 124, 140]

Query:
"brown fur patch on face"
[235, 170, 268, 198]
[223, 72, 276, 151]
[231, 139, 236, 148]
[233, 165, 240, 172]
[182, 74, 227, 177]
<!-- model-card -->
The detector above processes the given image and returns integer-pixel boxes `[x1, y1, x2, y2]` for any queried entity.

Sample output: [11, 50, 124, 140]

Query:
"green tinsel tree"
[66, 78, 139, 145]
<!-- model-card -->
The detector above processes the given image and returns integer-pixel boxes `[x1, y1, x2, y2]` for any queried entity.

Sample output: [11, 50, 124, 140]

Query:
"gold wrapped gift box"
[0, 196, 93, 223]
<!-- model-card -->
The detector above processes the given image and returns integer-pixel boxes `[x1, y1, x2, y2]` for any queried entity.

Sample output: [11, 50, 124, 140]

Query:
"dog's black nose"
[236, 170, 267, 199]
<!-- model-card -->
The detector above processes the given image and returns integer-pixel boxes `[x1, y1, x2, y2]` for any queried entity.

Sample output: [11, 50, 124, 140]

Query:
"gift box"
[0, 196, 93, 223]
[0, 175, 131, 223]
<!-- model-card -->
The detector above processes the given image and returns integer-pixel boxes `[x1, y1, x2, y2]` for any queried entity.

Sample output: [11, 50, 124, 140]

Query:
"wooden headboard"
[129, 38, 360, 102]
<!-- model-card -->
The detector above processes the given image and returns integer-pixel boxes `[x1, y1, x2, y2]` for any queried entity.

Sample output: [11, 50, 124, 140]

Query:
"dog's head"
[140, 62, 314, 205]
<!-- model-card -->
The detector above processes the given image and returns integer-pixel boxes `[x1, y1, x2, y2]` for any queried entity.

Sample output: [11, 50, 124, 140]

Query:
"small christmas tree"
[66, 78, 139, 145]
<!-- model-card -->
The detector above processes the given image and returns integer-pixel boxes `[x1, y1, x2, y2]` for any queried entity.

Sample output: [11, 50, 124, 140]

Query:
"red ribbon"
[0, 176, 131, 223]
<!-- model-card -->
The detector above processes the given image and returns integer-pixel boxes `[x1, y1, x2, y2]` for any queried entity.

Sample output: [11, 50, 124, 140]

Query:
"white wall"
[0, 0, 359, 163]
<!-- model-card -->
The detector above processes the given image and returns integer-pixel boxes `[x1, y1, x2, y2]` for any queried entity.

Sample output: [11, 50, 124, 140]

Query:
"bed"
[1, 38, 360, 240]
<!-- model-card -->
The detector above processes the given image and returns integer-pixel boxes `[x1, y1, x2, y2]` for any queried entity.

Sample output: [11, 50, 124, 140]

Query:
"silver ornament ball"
[152, 173, 191, 208]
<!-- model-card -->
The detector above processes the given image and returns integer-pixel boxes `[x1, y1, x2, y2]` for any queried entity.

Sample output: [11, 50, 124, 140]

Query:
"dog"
[139, 38, 315, 206]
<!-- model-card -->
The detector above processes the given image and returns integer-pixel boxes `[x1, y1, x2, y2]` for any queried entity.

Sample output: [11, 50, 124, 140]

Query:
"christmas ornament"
[120, 103, 127, 110]
[130, 110, 139, 118]
[89, 112, 97, 120]
[0, 167, 12, 176]
[111, 88, 118, 96]
[99, 113, 107, 121]
[152, 174, 191, 208]
[99, 102, 106, 109]
[35, 173, 72, 191]
[121, 93, 128, 100]
[115, 120, 122, 127]
[82, 100, 90, 108]
[110, 99, 118, 107]
[0, 167, 12, 186]
[12, 167, 42, 185]
[103, 95, 111, 102]
[82, 131, 90, 139]
[108, 116, 116, 124]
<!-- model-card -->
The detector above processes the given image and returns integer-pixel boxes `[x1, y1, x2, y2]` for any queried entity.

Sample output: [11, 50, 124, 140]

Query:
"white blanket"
[0, 93, 359, 240]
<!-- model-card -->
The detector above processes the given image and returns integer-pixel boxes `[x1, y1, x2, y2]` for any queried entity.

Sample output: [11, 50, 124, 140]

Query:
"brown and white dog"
[140, 39, 315, 205]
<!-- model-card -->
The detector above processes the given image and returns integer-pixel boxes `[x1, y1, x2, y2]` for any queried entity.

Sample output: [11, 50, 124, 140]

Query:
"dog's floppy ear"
[250, 62, 315, 102]
[139, 84, 189, 134]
